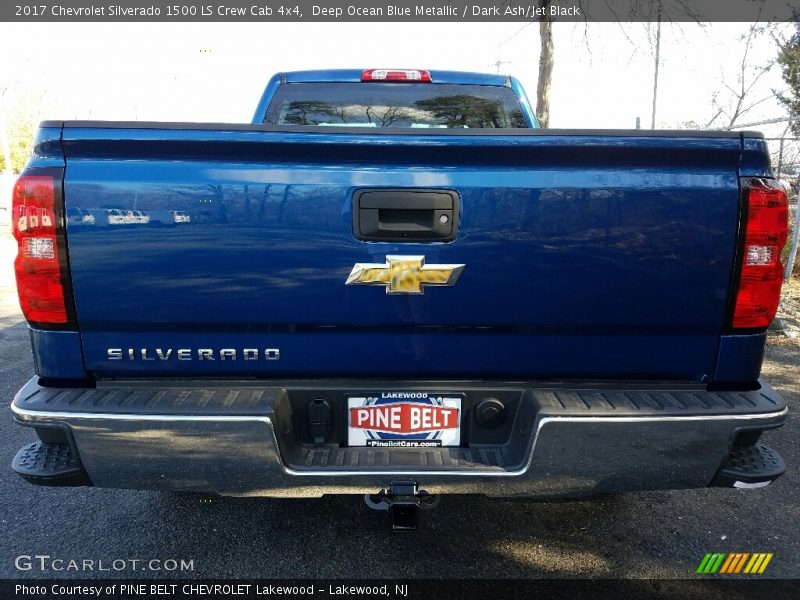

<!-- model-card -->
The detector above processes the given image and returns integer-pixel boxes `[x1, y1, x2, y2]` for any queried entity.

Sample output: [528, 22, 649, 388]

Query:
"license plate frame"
[346, 392, 463, 448]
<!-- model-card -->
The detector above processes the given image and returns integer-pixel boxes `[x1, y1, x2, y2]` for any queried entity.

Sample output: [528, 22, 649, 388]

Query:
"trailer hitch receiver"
[364, 480, 438, 530]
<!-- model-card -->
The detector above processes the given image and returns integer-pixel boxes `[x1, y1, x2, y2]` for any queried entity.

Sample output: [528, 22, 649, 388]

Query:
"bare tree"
[536, 2, 554, 127]
[377, 106, 412, 127]
[705, 24, 777, 129]
[532, 3, 707, 130]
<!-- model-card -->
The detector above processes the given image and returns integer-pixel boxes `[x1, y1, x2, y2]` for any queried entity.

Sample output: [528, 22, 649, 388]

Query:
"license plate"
[347, 392, 462, 448]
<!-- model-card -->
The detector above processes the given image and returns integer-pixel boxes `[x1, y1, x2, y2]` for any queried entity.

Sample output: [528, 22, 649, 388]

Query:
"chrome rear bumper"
[11, 377, 787, 498]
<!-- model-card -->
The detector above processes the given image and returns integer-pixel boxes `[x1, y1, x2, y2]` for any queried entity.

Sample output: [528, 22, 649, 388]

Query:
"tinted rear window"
[264, 82, 528, 128]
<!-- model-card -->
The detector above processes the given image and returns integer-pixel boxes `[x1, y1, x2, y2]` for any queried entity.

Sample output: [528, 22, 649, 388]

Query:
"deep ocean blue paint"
[50, 127, 764, 381]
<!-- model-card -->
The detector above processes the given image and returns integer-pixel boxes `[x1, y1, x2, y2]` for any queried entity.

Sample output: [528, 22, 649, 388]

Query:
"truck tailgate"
[60, 125, 744, 380]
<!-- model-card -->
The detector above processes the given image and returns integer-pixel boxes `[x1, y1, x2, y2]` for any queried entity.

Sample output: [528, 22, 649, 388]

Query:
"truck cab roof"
[280, 69, 512, 86]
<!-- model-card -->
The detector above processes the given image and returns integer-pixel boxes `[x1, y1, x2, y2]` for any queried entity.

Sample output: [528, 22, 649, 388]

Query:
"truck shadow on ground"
[156, 487, 732, 579]
[149, 491, 634, 578]
[3, 474, 796, 580]
[143, 480, 794, 579]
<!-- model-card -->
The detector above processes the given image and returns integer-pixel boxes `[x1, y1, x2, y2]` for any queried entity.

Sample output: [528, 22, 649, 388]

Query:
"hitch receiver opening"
[364, 480, 438, 531]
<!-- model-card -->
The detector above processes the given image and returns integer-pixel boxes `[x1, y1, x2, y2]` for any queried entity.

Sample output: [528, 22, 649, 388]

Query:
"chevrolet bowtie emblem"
[345, 255, 465, 295]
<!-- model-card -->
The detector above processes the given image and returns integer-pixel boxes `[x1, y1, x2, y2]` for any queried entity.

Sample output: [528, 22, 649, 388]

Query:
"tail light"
[361, 69, 432, 82]
[731, 179, 789, 329]
[11, 171, 74, 327]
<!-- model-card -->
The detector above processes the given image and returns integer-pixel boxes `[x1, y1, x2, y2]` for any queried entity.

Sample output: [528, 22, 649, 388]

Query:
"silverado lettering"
[106, 348, 281, 361]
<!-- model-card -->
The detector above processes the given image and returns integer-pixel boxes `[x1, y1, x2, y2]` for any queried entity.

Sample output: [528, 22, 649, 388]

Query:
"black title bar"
[2, 0, 799, 22]
[4, 579, 800, 600]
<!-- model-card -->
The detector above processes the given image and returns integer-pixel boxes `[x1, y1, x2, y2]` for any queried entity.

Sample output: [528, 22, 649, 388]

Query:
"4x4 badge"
[345, 255, 464, 295]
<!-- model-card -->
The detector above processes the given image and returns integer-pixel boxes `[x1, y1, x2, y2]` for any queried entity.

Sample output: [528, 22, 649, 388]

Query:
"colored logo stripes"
[696, 553, 773, 574]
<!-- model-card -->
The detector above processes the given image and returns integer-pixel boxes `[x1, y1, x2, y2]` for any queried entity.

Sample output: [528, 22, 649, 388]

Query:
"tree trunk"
[537, 14, 554, 127]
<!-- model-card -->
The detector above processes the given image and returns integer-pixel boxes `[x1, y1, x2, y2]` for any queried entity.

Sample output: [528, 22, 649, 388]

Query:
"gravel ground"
[0, 231, 798, 580]
[776, 277, 800, 339]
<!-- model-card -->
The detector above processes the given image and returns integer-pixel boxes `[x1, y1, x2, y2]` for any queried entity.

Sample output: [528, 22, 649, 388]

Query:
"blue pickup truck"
[9, 69, 789, 529]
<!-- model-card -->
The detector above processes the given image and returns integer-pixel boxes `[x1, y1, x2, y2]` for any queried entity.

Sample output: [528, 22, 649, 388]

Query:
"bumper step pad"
[12, 441, 91, 487]
[711, 444, 786, 489]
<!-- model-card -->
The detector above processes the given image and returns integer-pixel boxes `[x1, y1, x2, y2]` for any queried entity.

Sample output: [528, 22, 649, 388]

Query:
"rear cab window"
[263, 82, 529, 128]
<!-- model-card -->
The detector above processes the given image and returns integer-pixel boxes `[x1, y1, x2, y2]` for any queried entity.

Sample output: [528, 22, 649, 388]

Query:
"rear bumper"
[10, 377, 787, 498]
